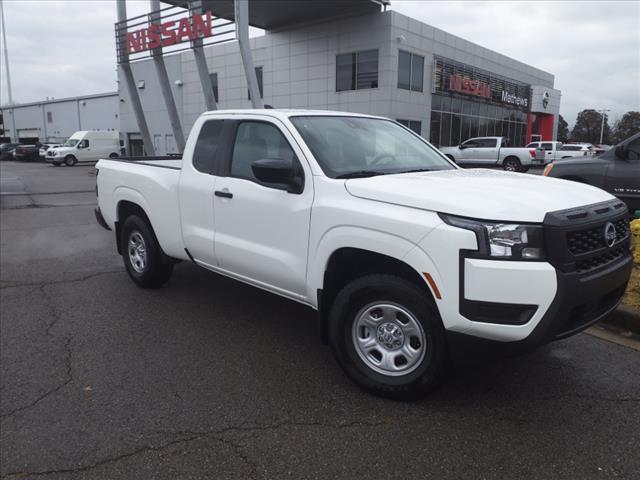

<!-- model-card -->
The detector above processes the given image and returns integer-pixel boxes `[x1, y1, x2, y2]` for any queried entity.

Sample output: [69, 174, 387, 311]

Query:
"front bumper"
[447, 252, 631, 358]
[445, 199, 632, 358]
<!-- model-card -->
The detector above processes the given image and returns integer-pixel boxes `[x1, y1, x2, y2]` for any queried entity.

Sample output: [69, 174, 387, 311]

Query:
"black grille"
[575, 245, 628, 273]
[567, 218, 630, 255]
[544, 200, 631, 274]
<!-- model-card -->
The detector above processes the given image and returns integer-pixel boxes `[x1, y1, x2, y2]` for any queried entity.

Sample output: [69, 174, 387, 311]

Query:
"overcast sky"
[0, 0, 638, 127]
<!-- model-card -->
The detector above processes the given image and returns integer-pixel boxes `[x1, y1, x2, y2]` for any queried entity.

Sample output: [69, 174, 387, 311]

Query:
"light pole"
[0, 0, 12, 106]
[598, 108, 610, 145]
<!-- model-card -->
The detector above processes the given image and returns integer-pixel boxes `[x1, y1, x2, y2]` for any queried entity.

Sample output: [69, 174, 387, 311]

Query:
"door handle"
[214, 190, 233, 199]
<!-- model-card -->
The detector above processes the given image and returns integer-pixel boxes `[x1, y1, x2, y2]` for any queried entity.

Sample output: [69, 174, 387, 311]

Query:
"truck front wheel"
[328, 274, 448, 400]
[120, 215, 173, 288]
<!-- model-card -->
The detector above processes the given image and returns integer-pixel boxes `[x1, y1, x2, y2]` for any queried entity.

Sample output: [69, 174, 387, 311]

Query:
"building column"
[150, 0, 186, 153]
[235, 0, 262, 108]
[116, 0, 155, 156]
[191, 0, 217, 111]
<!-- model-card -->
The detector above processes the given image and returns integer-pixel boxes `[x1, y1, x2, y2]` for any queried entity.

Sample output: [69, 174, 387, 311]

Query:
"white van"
[47, 131, 120, 166]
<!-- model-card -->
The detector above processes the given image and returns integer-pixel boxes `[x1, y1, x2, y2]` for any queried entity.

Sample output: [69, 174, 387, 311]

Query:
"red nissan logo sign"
[126, 11, 214, 53]
[449, 73, 491, 98]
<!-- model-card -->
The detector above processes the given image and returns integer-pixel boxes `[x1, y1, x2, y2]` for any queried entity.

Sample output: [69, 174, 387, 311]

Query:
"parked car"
[0, 143, 20, 161]
[558, 143, 594, 158]
[439, 136, 539, 172]
[591, 144, 612, 156]
[94, 110, 633, 399]
[544, 132, 640, 213]
[14, 144, 41, 162]
[526, 141, 563, 164]
[39, 143, 62, 159]
[47, 131, 120, 166]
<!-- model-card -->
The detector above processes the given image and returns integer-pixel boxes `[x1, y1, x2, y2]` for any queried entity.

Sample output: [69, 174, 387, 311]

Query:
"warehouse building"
[116, 0, 561, 155]
[0, 92, 119, 144]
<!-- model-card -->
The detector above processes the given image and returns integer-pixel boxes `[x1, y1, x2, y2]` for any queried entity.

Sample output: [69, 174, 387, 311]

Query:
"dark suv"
[544, 133, 640, 213]
[0, 143, 20, 161]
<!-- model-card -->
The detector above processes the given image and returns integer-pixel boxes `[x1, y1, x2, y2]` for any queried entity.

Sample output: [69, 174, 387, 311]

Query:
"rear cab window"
[193, 120, 225, 174]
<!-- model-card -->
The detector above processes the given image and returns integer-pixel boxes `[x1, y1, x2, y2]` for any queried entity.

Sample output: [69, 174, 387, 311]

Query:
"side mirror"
[458, 144, 466, 150]
[251, 158, 303, 193]
[614, 145, 627, 159]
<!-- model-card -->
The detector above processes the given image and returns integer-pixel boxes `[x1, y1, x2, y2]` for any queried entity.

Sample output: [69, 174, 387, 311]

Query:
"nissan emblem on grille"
[604, 222, 616, 247]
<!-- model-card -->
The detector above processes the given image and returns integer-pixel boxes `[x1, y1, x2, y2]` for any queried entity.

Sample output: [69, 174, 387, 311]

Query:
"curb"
[600, 305, 640, 335]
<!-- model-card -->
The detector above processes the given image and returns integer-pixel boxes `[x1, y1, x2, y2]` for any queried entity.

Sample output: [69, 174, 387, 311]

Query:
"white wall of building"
[1, 93, 118, 143]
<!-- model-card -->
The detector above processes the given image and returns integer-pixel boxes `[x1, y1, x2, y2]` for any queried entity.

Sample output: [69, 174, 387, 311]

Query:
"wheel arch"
[317, 247, 437, 344]
[115, 200, 153, 255]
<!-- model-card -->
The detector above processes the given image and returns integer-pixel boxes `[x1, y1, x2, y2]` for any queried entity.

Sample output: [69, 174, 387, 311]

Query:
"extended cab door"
[178, 118, 228, 267]
[213, 118, 313, 298]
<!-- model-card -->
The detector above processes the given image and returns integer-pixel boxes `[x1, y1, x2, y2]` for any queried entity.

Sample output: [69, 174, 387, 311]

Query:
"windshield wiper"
[335, 170, 386, 179]
[395, 168, 434, 174]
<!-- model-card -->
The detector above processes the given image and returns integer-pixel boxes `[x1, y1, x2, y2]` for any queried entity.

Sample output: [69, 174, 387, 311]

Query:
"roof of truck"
[201, 109, 385, 120]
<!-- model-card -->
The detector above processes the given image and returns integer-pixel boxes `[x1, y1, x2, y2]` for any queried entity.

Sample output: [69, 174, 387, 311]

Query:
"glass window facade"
[247, 67, 263, 100]
[336, 50, 379, 91]
[397, 119, 422, 135]
[429, 57, 530, 148]
[398, 50, 424, 92]
[209, 73, 219, 103]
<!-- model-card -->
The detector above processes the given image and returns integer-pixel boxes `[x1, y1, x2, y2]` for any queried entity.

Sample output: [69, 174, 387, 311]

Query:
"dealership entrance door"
[127, 133, 144, 156]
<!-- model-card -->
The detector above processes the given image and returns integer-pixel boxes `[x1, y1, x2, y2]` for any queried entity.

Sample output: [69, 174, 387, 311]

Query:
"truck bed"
[107, 155, 183, 170]
[95, 156, 186, 260]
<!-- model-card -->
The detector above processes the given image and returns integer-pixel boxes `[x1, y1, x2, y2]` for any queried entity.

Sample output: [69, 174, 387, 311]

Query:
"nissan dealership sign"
[125, 11, 214, 53]
[500, 90, 529, 108]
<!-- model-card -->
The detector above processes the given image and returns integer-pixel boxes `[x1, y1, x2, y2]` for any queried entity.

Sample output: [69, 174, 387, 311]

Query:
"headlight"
[440, 214, 545, 260]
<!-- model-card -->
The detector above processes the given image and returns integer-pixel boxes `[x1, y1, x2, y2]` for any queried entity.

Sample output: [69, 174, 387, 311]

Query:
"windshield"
[63, 139, 79, 147]
[290, 116, 455, 178]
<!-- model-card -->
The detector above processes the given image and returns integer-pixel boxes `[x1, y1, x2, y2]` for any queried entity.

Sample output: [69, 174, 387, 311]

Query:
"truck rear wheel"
[328, 274, 448, 400]
[503, 157, 521, 172]
[120, 215, 173, 288]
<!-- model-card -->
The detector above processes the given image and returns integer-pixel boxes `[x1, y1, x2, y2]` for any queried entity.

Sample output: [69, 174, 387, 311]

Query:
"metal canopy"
[163, 0, 389, 30]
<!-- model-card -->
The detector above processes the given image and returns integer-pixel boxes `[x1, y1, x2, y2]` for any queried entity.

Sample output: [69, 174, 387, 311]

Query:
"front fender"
[307, 225, 430, 308]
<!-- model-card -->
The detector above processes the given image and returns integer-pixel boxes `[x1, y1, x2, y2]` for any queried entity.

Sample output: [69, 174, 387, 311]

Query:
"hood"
[344, 169, 614, 222]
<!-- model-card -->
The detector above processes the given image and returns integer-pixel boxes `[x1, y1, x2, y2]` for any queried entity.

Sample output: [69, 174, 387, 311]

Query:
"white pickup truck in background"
[439, 136, 540, 172]
[95, 110, 632, 399]
[526, 140, 563, 164]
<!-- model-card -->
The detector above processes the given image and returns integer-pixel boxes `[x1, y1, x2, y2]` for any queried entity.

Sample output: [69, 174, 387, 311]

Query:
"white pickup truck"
[439, 136, 541, 172]
[95, 110, 632, 399]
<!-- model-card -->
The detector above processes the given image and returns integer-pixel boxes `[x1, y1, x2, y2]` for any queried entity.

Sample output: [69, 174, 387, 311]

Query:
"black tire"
[503, 157, 521, 172]
[120, 215, 173, 288]
[328, 274, 448, 400]
[64, 155, 77, 166]
[109, 152, 119, 159]
[52, 162, 61, 167]
[519, 166, 530, 173]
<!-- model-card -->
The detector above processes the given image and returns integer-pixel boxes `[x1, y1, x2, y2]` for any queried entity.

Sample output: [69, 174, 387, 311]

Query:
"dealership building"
[2, 0, 561, 154]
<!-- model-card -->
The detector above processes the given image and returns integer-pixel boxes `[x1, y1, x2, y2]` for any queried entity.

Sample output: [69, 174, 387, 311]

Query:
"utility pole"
[598, 108, 610, 145]
[0, 0, 13, 106]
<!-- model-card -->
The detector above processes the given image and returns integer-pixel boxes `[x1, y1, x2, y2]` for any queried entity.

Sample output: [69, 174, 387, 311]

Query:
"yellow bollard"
[632, 219, 640, 264]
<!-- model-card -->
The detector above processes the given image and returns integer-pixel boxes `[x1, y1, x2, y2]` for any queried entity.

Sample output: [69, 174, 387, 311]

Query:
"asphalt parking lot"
[1, 160, 639, 479]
